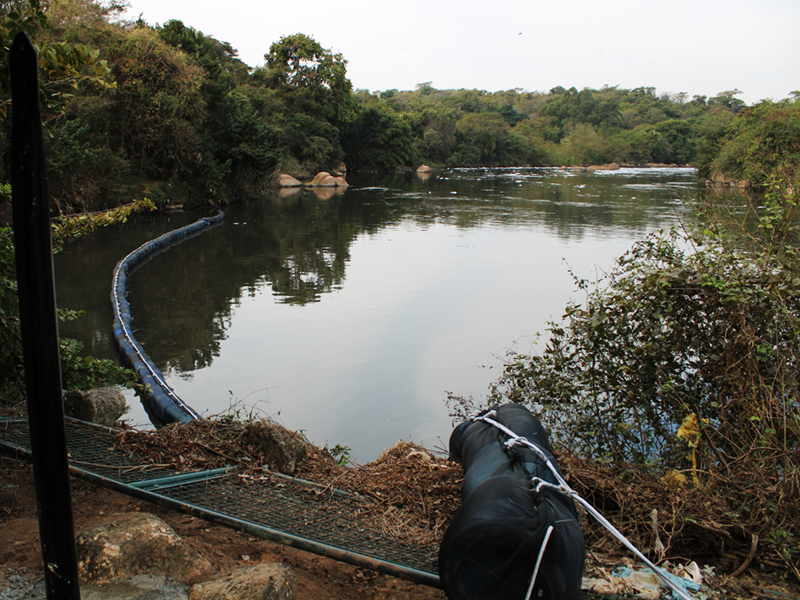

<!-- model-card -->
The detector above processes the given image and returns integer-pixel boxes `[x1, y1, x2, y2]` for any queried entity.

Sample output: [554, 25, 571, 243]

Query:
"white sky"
[122, 0, 799, 106]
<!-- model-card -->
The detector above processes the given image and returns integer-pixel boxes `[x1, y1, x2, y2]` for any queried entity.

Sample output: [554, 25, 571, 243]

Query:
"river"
[54, 166, 701, 462]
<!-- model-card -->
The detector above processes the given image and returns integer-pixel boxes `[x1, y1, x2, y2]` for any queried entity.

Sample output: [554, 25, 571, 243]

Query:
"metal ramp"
[0, 417, 625, 598]
[0, 417, 439, 586]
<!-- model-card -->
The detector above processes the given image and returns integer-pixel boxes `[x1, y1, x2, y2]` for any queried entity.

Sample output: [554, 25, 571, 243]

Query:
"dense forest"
[1, 0, 798, 214]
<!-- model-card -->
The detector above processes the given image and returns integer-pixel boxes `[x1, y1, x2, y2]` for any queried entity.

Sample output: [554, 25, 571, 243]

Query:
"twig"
[730, 532, 759, 577]
[190, 440, 253, 467]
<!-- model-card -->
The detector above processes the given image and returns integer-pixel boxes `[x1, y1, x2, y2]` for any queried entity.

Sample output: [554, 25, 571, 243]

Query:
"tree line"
[0, 0, 798, 216]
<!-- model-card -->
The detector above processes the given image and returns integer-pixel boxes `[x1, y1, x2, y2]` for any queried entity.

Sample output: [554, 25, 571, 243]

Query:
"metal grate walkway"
[0, 417, 627, 597]
[0, 417, 439, 586]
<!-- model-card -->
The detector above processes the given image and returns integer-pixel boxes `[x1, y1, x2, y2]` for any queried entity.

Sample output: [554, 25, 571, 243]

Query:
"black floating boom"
[111, 212, 224, 425]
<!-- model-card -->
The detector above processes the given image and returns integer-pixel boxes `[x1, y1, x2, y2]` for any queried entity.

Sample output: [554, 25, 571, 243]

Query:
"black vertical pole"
[10, 32, 81, 600]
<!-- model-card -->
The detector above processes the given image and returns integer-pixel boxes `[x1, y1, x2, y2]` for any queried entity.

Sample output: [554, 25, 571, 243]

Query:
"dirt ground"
[0, 456, 446, 600]
[1, 422, 799, 600]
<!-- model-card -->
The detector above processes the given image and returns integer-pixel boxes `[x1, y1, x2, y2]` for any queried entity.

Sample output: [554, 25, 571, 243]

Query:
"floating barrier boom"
[110, 212, 224, 425]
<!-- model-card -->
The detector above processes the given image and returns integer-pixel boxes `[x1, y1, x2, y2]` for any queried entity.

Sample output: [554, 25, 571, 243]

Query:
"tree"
[157, 20, 277, 199]
[709, 89, 745, 114]
[262, 33, 356, 125]
[455, 112, 511, 165]
[100, 27, 206, 179]
[342, 106, 420, 171]
[709, 98, 800, 186]
[254, 34, 356, 172]
[158, 19, 248, 87]
[653, 119, 696, 164]
[0, 0, 114, 128]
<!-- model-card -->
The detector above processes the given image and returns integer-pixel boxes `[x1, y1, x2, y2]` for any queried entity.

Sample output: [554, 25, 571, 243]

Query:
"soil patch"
[1, 418, 799, 599]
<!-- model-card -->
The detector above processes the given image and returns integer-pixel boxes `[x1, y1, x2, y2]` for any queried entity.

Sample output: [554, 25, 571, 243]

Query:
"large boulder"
[307, 172, 348, 187]
[64, 387, 127, 426]
[276, 174, 302, 188]
[76, 513, 213, 585]
[416, 164, 433, 173]
[243, 420, 320, 475]
[308, 172, 331, 186]
[189, 563, 296, 600]
[586, 162, 620, 171]
[318, 175, 339, 187]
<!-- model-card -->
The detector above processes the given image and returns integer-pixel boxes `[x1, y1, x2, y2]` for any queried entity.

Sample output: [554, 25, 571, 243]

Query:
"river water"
[54, 167, 701, 462]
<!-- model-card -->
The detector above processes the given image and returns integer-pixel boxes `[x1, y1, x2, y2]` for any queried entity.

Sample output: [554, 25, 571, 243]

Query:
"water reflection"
[54, 167, 704, 461]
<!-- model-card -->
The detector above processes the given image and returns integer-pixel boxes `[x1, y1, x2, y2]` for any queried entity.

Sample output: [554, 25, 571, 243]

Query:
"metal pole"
[10, 32, 81, 600]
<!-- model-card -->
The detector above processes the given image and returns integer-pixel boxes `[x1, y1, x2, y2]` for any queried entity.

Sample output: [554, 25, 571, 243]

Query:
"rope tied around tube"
[470, 409, 696, 600]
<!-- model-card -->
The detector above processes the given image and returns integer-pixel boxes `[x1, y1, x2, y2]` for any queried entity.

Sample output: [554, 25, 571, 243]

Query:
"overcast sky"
[122, 0, 799, 106]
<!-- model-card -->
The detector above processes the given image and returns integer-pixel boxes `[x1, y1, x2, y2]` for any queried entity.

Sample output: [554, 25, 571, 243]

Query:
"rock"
[586, 162, 620, 171]
[276, 174, 302, 188]
[64, 387, 127, 426]
[307, 172, 348, 187]
[416, 164, 433, 173]
[709, 171, 749, 188]
[243, 420, 319, 474]
[318, 175, 339, 187]
[308, 172, 331, 186]
[189, 563, 296, 600]
[76, 513, 213, 585]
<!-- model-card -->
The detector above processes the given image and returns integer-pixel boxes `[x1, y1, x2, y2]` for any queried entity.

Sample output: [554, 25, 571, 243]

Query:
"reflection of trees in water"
[55, 169, 710, 378]
[351, 169, 700, 240]
[127, 190, 400, 373]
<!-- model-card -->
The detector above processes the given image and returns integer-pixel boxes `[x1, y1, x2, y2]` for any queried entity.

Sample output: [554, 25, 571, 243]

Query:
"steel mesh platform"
[0, 417, 440, 583]
[0, 417, 179, 483]
[0, 417, 637, 597]
[159, 472, 437, 573]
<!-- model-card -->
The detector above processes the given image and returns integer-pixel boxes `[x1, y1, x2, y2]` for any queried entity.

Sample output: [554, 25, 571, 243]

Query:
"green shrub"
[489, 178, 800, 570]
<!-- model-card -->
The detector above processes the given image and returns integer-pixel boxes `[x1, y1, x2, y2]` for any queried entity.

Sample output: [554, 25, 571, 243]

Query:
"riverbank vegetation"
[2, 0, 797, 216]
[0, 199, 154, 406]
[483, 168, 800, 577]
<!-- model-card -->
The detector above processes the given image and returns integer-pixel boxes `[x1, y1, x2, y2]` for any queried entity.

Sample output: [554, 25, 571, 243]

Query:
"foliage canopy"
[3, 0, 790, 212]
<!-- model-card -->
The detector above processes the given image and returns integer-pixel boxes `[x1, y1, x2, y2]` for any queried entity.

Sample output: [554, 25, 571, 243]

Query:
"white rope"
[524, 524, 553, 600]
[471, 410, 695, 600]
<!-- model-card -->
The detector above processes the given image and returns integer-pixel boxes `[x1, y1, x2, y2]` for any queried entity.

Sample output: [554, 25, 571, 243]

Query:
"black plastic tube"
[110, 211, 224, 425]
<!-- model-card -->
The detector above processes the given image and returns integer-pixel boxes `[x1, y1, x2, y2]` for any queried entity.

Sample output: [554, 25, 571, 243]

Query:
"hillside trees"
[359, 83, 749, 169]
[452, 112, 530, 166]
[705, 97, 800, 186]
[254, 33, 357, 175]
[342, 105, 420, 171]
[45, 25, 208, 208]
[157, 20, 279, 199]
[2, 0, 787, 213]
[0, 0, 115, 126]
